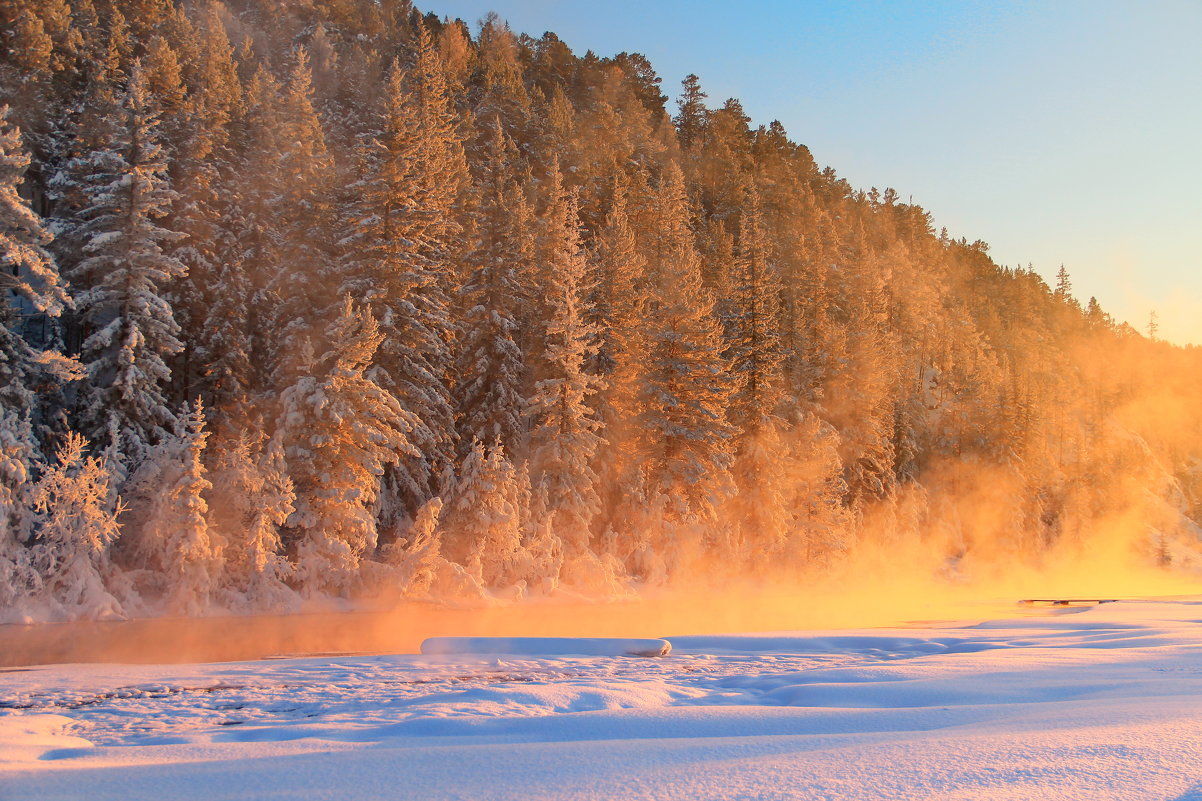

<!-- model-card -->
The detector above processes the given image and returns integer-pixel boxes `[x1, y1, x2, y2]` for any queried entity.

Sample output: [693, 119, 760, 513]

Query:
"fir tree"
[207, 430, 295, 609]
[443, 436, 529, 592]
[726, 183, 788, 558]
[0, 409, 38, 616]
[264, 47, 336, 391]
[674, 74, 708, 151]
[136, 399, 215, 614]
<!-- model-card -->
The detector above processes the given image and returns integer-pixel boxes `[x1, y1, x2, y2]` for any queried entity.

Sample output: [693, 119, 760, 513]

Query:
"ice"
[420, 636, 672, 657]
[3, 599, 1202, 800]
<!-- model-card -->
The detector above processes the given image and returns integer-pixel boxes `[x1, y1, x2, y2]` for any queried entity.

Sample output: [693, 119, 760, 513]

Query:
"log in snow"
[420, 637, 672, 658]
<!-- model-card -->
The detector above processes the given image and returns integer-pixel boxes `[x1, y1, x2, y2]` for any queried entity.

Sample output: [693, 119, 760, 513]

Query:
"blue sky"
[429, 1, 1202, 344]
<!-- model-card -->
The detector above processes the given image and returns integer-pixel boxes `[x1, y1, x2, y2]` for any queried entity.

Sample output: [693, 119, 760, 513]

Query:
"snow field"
[2, 600, 1202, 800]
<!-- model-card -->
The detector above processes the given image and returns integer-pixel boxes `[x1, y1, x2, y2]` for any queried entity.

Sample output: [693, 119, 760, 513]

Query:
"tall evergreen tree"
[337, 30, 466, 516]
[527, 178, 604, 586]
[68, 61, 186, 469]
[265, 47, 336, 391]
[726, 183, 788, 558]
[628, 163, 734, 567]
[0, 107, 72, 416]
[455, 119, 530, 459]
[135, 399, 215, 614]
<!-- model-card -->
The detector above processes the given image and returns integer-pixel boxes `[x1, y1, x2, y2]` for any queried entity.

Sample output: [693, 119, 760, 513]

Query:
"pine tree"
[276, 297, 418, 596]
[674, 74, 708, 151]
[726, 183, 788, 558]
[726, 183, 785, 430]
[588, 174, 647, 545]
[164, 2, 244, 417]
[264, 47, 336, 391]
[1054, 265, 1073, 303]
[68, 60, 186, 469]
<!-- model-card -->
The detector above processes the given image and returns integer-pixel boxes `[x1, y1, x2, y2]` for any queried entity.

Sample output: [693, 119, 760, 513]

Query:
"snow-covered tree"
[455, 120, 530, 458]
[726, 183, 788, 559]
[337, 31, 466, 516]
[0, 409, 38, 616]
[527, 177, 605, 588]
[443, 436, 529, 592]
[68, 60, 186, 469]
[0, 106, 71, 415]
[264, 47, 336, 392]
[28, 431, 123, 619]
[381, 496, 443, 598]
[133, 399, 215, 614]
[276, 296, 418, 596]
[207, 430, 295, 610]
[628, 163, 735, 561]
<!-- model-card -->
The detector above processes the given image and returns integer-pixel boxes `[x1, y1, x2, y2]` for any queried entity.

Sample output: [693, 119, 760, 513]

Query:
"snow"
[421, 636, 672, 657]
[3, 599, 1202, 800]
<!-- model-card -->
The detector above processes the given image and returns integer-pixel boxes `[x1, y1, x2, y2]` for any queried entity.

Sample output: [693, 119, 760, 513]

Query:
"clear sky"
[427, 0, 1202, 344]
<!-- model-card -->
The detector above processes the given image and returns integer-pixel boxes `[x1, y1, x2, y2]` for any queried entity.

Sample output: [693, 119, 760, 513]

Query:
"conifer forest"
[2, 0, 1201, 621]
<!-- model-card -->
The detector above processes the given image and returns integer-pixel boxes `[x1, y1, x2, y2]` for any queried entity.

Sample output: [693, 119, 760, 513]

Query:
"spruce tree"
[0, 107, 71, 415]
[207, 430, 295, 610]
[264, 47, 336, 391]
[337, 31, 465, 516]
[68, 61, 186, 469]
[455, 120, 530, 458]
[630, 162, 735, 556]
[135, 399, 215, 614]
[28, 431, 123, 619]
[726, 183, 788, 558]
[527, 178, 605, 587]
[0, 409, 38, 616]
[443, 436, 529, 592]
[276, 297, 417, 596]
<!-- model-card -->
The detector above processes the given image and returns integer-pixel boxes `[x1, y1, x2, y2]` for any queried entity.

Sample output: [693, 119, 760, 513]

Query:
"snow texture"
[3, 599, 1202, 800]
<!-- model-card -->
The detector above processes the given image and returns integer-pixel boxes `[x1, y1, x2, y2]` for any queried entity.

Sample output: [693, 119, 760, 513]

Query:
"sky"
[426, 0, 1202, 345]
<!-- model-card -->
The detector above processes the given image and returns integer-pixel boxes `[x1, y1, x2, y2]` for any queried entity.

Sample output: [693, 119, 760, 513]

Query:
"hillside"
[1, 0, 1201, 620]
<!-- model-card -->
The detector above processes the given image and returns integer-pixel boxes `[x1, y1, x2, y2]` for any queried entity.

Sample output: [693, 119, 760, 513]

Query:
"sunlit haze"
[434, 0, 1202, 344]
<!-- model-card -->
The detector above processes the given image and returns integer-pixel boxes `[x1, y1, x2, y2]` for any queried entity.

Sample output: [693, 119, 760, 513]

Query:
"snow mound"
[420, 637, 672, 657]
[0, 714, 93, 764]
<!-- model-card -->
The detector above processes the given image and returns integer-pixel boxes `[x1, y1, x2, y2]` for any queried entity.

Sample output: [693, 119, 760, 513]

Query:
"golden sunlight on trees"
[0, 0, 1200, 620]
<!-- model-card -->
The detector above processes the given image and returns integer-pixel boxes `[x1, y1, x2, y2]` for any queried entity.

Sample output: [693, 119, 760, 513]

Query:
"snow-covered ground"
[3, 599, 1202, 801]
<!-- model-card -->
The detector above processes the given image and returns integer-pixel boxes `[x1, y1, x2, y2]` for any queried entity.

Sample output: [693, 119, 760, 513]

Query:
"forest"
[2, 0, 1201, 622]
